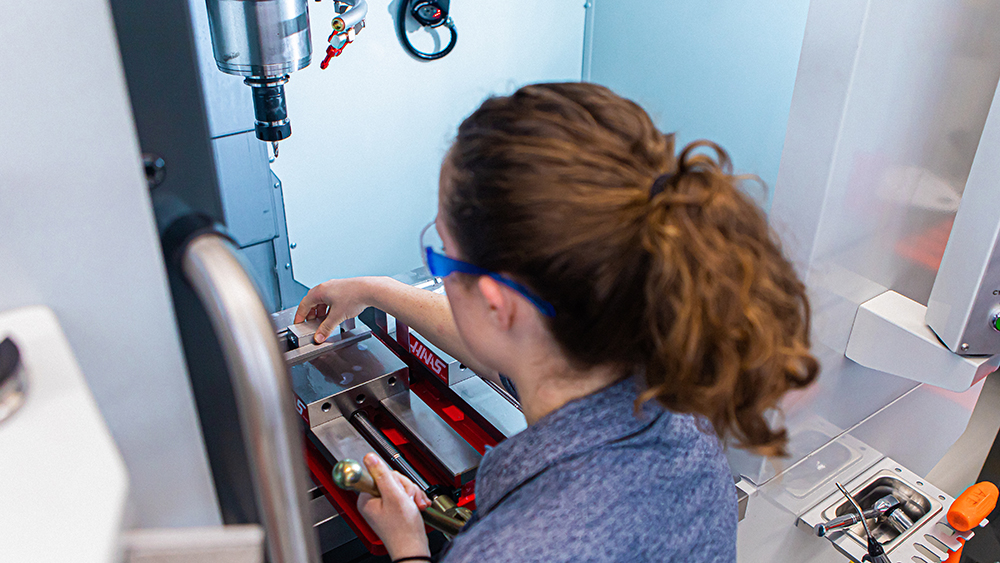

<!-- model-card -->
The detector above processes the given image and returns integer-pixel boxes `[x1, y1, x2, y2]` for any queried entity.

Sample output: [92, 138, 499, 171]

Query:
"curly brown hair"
[443, 82, 818, 457]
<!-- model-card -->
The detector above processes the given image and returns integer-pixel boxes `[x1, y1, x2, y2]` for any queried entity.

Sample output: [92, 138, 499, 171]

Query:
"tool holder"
[799, 457, 976, 562]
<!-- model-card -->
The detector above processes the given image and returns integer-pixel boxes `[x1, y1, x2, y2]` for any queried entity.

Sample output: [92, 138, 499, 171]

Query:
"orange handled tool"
[944, 481, 998, 563]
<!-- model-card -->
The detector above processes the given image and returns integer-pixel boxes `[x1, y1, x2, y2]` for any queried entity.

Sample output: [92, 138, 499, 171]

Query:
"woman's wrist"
[353, 276, 395, 312]
[386, 537, 431, 561]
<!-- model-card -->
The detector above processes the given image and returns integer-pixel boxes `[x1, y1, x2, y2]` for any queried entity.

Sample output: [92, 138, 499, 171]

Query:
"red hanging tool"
[321, 30, 354, 69]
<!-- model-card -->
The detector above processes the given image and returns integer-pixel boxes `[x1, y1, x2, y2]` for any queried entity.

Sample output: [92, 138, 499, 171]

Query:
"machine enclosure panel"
[926, 78, 1000, 355]
[846, 290, 999, 391]
[213, 132, 279, 247]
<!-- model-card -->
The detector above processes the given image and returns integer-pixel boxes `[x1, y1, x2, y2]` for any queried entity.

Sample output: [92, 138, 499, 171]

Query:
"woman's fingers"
[293, 291, 323, 324]
[364, 453, 406, 500]
[314, 312, 346, 344]
[397, 473, 431, 509]
[395, 471, 417, 497]
[394, 472, 431, 509]
[293, 281, 360, 342]
[304, 304, 328, 321]
[415, 489, 431, 509]
[356, 453, 432, 559]
[357, 491, 377, 514]
[293, 279, 372, 342]
[295, 284, 335, 324]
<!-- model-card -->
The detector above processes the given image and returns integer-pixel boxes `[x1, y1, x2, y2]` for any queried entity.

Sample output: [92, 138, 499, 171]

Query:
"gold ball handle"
[331, 459, 380, 497]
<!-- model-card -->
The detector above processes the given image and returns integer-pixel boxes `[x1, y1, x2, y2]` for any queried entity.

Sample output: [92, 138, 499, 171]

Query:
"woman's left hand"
[357, 453, 433, 559]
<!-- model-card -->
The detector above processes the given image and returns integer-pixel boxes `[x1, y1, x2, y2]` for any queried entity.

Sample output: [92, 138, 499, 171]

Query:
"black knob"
[0, 337, 21, 386]
[143, 153, 166, 188]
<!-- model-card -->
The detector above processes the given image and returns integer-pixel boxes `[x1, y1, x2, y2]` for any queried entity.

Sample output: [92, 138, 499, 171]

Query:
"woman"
[295, 83, 818, 562]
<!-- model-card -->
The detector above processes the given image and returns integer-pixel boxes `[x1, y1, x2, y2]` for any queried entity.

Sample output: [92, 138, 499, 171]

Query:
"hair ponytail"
[446, 83, 818, 457]
[639, 141, 817, 457]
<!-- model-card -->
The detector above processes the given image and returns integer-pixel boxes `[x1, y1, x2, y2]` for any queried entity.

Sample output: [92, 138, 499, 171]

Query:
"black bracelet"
[391, 557, 432, 563]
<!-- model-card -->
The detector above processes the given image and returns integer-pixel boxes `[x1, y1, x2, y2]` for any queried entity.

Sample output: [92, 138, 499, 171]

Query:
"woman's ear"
[477, 276, 516, 331]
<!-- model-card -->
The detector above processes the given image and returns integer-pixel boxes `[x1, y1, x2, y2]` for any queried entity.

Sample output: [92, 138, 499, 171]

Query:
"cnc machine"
[4, 1, 1000, 562]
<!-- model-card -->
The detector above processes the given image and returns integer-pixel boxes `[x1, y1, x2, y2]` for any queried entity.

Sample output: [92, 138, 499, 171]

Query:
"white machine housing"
[926, 84, 1000, 356]
[734, 1, 1000, 561]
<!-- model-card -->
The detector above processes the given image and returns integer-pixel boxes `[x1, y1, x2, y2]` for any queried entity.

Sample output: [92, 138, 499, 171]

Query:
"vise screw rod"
[351, 410, 431, 491]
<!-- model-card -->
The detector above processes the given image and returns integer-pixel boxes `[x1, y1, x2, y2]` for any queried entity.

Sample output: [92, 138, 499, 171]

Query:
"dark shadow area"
[961, 432, 1000, 562]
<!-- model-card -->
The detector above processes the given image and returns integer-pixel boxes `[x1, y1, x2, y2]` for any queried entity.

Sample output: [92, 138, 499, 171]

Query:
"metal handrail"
[182, 233, 319, 563]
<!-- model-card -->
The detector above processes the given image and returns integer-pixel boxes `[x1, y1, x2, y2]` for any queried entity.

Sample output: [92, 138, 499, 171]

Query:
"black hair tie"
[649, 172, 675, 200]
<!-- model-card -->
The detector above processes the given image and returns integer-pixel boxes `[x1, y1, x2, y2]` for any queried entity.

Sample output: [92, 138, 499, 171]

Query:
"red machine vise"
[274, 281, 524, 555]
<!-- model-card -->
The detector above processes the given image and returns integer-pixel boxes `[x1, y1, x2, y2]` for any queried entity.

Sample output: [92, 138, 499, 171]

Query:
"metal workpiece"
[351, 410, 431, 491]
[205, 0, 312, 78]
[280, 321, 371, 367]
[285, 319, 322, 350]
[181, 233, 319, 563]
[282, 316, 356, 351]
[381, 390, 482, 486]
[0, 337, 26, 424]
[289, 334, 408, 428]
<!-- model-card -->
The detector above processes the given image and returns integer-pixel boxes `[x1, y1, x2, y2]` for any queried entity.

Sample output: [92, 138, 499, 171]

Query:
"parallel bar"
[311, 417, 385, 468]
[450, 377, 526, 439]
[381, 391, 481, 486]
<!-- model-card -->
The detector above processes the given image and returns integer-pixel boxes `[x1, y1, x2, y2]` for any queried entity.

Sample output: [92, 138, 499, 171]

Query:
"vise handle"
[331, 459, 466, 537]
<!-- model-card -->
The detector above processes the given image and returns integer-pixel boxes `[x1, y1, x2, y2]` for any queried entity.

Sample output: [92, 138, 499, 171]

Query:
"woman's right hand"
[356, 453, 432, 560]
[293, 277, 373, 343]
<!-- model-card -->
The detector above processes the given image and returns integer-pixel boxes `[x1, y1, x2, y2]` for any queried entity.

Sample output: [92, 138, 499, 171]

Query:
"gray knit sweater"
[438, 376, 737, 562]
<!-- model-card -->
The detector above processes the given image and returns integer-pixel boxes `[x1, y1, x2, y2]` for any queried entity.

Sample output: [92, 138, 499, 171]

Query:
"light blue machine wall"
[587, 0, 810, 209]
[272, 1, 586, 285]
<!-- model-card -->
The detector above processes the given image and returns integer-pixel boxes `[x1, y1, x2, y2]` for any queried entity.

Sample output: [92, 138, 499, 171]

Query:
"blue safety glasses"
[420, 220, 556, 317]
